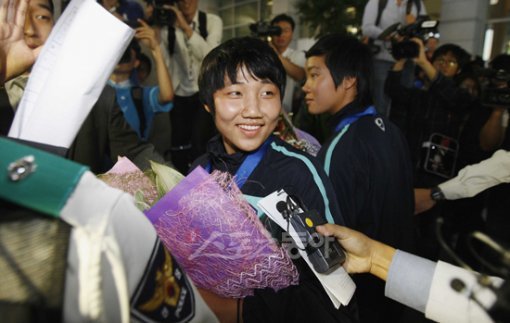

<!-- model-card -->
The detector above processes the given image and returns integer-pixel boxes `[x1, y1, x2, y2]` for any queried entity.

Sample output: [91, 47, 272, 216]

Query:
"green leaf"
[149, 160, 184, 198]
[134, 190, 151, 211]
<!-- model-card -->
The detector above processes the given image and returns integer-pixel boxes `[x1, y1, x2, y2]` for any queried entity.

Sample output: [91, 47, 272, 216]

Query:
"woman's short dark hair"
[198, 37, 286, 114]
[306, 34, 374, 108]
[432, 44, 471, 72]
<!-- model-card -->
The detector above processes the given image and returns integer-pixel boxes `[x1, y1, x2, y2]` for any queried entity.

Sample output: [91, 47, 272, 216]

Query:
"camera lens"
[391, 40, 419, 60]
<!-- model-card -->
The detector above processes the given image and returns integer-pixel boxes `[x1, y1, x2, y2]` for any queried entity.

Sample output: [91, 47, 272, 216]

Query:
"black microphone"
[276, 201, 290, 219]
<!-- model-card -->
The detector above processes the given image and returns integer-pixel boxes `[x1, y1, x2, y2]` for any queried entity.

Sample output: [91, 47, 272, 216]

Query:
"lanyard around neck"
[334, 106, 377, 133]
[205, 136, 273, 189]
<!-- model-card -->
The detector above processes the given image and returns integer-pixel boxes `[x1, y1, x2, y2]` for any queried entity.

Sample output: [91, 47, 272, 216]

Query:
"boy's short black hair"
[198, 37, 286, 114]
[432, 43, 471, 72]
[270, 14, 295, 31]
[306, 34, 374, 108]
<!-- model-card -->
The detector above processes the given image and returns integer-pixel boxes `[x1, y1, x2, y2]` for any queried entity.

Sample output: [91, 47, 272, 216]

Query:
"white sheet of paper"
[257, 190, 356, 308]
[8, 0, 134, 148]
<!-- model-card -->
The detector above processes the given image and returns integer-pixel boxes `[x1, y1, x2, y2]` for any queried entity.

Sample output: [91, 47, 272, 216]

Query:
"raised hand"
[134, 19, 159, 50]
[0, 0, 41, 84]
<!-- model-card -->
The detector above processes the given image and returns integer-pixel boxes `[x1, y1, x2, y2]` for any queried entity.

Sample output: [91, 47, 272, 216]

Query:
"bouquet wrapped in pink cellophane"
[145, 166, 299, 298]
[97, 157, 184, 210]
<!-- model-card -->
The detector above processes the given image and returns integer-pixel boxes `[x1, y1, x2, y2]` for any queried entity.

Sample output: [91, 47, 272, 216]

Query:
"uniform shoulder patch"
[131, 240, 196, 322]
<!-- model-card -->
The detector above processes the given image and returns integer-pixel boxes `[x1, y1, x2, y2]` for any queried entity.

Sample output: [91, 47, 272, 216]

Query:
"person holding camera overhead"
[385, 39, 475, 261]
[268, 14, 306, 116]
[145, 0, 222, 174]
[459, 54, 510, 249]
[386, 39, 474, 185]
[362, 0, 426, 116]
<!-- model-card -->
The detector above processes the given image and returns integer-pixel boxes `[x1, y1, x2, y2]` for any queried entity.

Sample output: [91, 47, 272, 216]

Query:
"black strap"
[407, 0, 421, 16]
[376, 0, 420, 26]
[375, 0, 388, 27]
[167, 11, 208, 55]
[131, 86, 146, 138]
[198, 11, 208, 39]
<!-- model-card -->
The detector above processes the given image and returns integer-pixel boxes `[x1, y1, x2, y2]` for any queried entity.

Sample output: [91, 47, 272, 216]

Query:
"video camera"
[386, 16, 439, 60]
[249, 21, 282, 39]
[150, 0, 177, 26]
[479, 68, 510, 109]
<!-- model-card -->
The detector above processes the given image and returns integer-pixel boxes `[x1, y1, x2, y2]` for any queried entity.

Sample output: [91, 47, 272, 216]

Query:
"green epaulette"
[0, 137, 88, 217]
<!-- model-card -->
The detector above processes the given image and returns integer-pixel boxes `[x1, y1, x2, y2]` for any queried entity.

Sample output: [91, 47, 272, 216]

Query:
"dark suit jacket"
[1, 85, 167, 174]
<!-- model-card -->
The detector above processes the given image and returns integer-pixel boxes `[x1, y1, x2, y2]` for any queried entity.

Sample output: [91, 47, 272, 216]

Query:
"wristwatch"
[430, 186, 445, 201]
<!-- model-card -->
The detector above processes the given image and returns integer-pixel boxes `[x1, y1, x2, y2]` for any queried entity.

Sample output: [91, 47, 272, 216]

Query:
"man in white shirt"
[414, 149, 510, 214]
[270, 14, 306, 115]
[160, 0, 223, 173]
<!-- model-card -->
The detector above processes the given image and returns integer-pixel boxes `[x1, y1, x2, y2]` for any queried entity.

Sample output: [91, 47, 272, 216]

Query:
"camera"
[151, 0, 176, 26]
[249, 21, 282, 38]
[479, 68, 510, 108]
[389, 17, 440, 60]
[482, 87, 510, 108]
[125, 19, 141, 28]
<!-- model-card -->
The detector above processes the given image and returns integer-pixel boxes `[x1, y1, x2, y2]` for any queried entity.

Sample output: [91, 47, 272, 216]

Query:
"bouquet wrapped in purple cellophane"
[145, 166, 299, 298]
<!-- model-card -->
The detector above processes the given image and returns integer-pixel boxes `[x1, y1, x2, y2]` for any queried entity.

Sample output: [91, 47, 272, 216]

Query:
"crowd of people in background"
[1, 0, 509, 322]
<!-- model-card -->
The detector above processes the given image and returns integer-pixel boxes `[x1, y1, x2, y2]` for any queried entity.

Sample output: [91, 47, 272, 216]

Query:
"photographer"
[385, 39, 474, 186]
[269, 14, 306, 115]
[460, 54, 510, 248]
[147, 0, 222, 174]
[385, 39, 475, 260]
[107, 22, 174, 157]
[362, 0, 426, 116]
[478, 55, 510, 152]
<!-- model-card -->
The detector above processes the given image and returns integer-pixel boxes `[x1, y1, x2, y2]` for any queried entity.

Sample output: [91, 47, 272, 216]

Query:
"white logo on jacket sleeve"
[374, 118, 385, 132]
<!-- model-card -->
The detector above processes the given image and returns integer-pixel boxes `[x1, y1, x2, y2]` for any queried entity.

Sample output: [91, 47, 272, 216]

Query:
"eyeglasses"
[435, 58, 458, 67]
